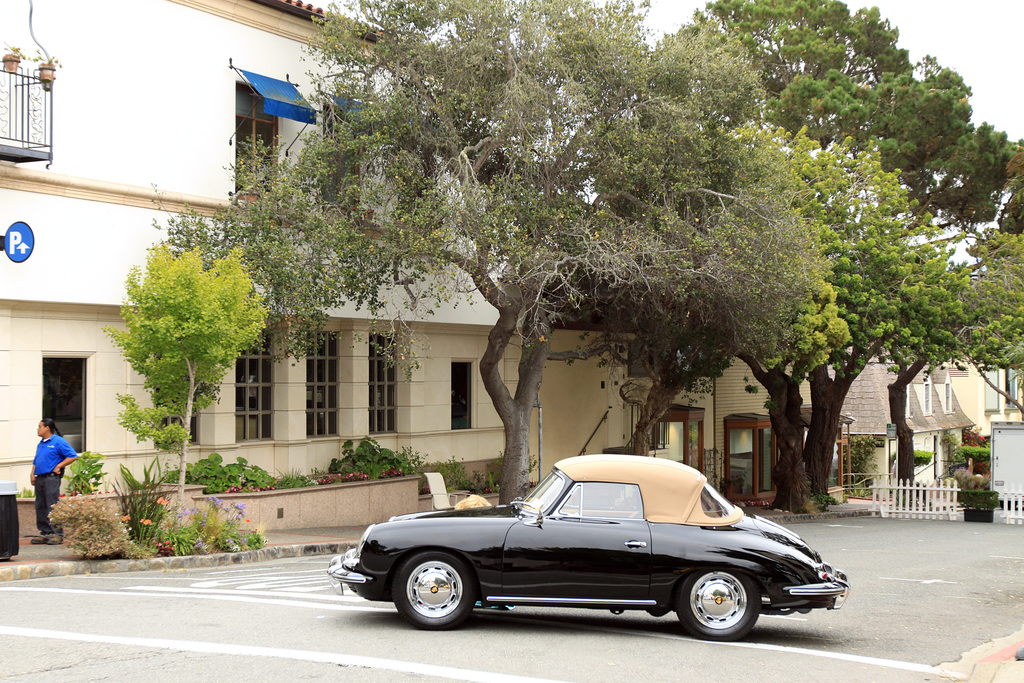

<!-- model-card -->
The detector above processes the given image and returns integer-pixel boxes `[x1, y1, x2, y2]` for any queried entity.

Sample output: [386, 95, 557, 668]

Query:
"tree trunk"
[805, 364, 860, 493]
[479, 305, 549, 504]
[739, 355, 808, 511]
[888, 359, 927, 482]
[629, 380, 679, 457]
[177, 364, 197, 505]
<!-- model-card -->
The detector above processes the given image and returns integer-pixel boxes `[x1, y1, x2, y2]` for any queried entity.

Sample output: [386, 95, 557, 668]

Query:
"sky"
[644, 0, 1023, 144]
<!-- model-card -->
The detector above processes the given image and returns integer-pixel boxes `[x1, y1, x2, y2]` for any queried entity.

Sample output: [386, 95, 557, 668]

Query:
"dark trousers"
[34, 475, 62, 536]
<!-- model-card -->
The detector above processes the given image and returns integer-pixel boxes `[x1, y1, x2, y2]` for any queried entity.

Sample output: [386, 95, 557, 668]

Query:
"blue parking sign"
[4, 222, 34, 263]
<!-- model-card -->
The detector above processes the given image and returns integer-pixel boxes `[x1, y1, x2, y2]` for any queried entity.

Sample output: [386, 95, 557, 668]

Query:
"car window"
[699, 483, 736, 518]
[557, 482, 643, 519]
[522, 470, 568, 513]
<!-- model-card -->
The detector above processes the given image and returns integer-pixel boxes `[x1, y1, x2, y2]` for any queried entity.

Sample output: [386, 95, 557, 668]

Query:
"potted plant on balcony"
[2, 46, 25, 73]
[953, 469, 999, 522]
[34, 55, 59, 89]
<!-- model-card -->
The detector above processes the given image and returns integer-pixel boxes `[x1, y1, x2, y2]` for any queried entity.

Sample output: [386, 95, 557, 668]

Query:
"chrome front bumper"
[326, 548, 374, 595]
[784, 569, 850, 609]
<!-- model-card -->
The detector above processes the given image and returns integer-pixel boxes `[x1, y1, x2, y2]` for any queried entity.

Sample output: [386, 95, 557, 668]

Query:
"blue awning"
[238, 69, 316, 125]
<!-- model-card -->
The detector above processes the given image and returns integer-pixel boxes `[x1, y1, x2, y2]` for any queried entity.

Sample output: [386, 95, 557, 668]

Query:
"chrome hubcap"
[407, 561, 462, 618]
[690, 572, 747, 630]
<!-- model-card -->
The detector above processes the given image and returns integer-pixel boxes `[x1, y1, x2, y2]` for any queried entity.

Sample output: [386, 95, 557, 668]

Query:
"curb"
[757, 509, 877, 524]
[0, 541, 354, 583]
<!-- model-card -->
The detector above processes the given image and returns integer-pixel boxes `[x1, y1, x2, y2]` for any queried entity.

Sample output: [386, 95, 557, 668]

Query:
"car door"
[500, 482, 652, 601]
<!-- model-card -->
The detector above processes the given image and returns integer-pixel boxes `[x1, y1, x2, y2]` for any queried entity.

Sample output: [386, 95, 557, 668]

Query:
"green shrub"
[329, 438, 422, 479]
[913, 450, 933, 467]
[66, 451, 106, 495]
[115, 459, 169, 547]
[435, 456, 473, 491]
[49, 495, 132, 559]
[168, 453, 277, 493]
[959, 489, 999, 510]
[959, 445, 990, 465]
[276, 470, 314, 489]
[810, 491, 839, 511]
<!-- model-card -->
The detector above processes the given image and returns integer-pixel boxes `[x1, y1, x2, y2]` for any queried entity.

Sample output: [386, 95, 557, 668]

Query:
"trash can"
[0, 481, 19, 559]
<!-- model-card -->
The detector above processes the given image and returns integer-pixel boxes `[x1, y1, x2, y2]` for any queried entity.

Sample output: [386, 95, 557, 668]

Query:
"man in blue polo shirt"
[30, 418, 78, 545]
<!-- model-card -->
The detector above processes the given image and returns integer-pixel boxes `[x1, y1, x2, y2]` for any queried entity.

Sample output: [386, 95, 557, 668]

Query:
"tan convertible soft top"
[555, 454, 743, 527]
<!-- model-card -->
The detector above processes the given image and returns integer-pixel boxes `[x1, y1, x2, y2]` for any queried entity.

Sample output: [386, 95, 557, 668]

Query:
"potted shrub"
[960, 490, 999, 522]
[953, 469, 998, 522]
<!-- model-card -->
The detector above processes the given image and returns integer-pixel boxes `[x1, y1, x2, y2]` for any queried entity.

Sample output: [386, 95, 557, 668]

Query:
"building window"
[235, 85, 277, 189]
[307, 332, 339, 437]
[1006, 368, 1019, 404]
[651, 421, 669, 450]
[235, 339, 273, 441]
[42, 358, 85, 452]
[724, 415, 775, 499]
[985, 370, 1000, 411]
[451, 361, 471, 430]
[945, 380, 952, 413]
[656, 406, 704, 469]
[368, 334, 396, 433]
[923, 375, 933, 415]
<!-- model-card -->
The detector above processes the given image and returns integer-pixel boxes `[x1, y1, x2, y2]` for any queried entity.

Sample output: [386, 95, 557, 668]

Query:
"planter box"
[964, 508, 994, 523]
[17, 485, 207, 538]
[417, 491, 500, 513]
[209, 475, 420, 531]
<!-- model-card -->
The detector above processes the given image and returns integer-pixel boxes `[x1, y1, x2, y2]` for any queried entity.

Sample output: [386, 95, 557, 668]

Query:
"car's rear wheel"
[675, 570, 760, 641]
[393, 551, 477, 630]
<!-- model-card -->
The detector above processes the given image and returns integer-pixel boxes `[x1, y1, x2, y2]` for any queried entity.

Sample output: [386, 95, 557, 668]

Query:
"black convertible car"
[327, 454, 849, 641]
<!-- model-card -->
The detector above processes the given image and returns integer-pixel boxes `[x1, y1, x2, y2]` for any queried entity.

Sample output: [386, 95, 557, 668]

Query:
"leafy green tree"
[171, 0, 819, 502]
[705, 0, 1014, 493]
[736, 134, 951, 504]
[961, 230, 1024, 414]
[705, 0, 1012, 234]
[106, 246, 266, 501]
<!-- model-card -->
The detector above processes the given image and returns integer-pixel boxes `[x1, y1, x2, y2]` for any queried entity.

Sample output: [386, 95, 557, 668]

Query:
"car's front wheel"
[393, 551, 478, 630]
[676, 570, 760, 641]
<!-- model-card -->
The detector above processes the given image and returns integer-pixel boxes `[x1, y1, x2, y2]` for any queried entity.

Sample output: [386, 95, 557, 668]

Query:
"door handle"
[624, 540, 647, 549]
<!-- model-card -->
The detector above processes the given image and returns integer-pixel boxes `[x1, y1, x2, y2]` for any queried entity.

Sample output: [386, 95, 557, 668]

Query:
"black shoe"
[30, 536, 49, 544]
[46, 535, 63, 545]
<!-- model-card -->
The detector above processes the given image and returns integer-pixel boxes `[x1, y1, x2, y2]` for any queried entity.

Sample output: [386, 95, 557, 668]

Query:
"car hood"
[746, 514, 822, 563]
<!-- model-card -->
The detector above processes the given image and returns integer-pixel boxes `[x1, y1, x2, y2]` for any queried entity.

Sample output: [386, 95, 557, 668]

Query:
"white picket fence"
[1000, 485, 1024, 525]
[871, 479, 960, 520]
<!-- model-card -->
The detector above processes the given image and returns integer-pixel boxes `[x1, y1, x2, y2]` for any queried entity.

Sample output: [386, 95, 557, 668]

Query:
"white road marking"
[127, 585, 366, 603]
[0, 625, 567, 683]
[992, 555, 1024, 560]
[824, 524, 862, 528]
[0, 586, 389, 612]
[760, 614, 808, 622]
[879, 577, 958, 585]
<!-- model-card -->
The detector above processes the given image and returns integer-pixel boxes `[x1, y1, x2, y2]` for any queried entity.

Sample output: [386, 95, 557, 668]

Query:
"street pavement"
[3, 499, 1022, 682]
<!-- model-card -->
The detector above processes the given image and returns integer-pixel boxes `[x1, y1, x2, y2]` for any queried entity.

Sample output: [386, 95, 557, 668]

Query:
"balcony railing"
[0, 68, 52, 164]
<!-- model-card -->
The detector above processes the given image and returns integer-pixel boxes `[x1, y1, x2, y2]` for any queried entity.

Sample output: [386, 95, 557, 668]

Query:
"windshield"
[700, 483, 736, 518]
[521, 470, 568, 514]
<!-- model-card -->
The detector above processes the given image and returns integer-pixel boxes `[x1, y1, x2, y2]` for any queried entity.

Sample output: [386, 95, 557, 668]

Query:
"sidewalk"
[0, 526, 363, 581]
